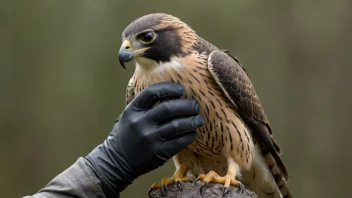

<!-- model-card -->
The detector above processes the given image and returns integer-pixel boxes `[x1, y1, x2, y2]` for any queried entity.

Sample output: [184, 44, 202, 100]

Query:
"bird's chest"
[132, 56, 253, 166]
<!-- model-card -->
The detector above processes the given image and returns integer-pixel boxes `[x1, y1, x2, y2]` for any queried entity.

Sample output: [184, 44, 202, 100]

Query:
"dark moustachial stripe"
[122, 13, 187, 63]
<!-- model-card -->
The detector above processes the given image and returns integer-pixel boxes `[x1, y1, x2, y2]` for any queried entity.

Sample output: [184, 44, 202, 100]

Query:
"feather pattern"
[121, 13, 291, 198]
[207, 50, 291, 198]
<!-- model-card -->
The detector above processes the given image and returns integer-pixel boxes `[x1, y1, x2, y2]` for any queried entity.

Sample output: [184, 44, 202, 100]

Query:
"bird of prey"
[118, 13, 292, 198]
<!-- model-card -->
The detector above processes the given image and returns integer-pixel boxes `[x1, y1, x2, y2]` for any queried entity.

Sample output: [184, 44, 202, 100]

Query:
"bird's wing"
[207, 50, 289, 182]
[125, 74, 136, 105]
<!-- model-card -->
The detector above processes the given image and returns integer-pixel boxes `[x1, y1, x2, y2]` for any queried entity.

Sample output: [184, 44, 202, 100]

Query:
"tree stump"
[148, 181, 258, 198]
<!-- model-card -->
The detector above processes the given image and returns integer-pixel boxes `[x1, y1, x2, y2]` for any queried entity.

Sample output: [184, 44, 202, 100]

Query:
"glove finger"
[130, 82, 184, 110]
[156, 115, 204, 140]
[146, 99, 200, 124]
[159, 132, 197, 159]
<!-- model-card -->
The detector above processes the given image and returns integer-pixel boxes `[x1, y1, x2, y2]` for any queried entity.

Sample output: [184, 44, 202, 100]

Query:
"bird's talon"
[148, 188, 153, 198]
[176, 180, 182, 191]
[161, 185, 168, 196]
[199, 182, 207, 194]
[236, 183, 245, 194]
[195, 177, 200, 184]
[223, 187, 229, 195]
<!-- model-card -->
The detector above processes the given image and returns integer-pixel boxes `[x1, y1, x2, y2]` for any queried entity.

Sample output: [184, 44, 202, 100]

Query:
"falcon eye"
[139, 32, 156, 44]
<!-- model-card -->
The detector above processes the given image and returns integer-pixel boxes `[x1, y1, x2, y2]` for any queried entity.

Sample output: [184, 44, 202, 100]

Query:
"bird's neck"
[133, 57, 186, 90]
[135, 57, 185, 74]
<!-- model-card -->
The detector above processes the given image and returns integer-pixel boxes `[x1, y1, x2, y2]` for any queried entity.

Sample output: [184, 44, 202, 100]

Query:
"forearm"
[24, 83, 202, 198]
[24, 157, 109, 198]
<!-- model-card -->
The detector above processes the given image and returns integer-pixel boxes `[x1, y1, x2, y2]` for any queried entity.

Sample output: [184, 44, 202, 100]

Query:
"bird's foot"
[148, 176, 191, 197]
[196, 171, 244, 196]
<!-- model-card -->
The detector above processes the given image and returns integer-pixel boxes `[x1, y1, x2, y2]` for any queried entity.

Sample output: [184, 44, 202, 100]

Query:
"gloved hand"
[85, 82, 204, 197]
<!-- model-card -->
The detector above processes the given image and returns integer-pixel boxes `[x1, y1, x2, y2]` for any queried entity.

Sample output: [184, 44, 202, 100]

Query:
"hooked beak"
[118, 39, 150, 69]
[118, 40, 133, 69]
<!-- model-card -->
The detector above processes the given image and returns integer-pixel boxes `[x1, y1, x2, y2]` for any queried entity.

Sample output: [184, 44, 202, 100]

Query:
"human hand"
[86, 82, 204, 197]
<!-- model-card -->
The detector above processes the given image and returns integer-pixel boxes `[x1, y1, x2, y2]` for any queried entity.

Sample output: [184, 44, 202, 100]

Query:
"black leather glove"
[85, 82, 204, 197]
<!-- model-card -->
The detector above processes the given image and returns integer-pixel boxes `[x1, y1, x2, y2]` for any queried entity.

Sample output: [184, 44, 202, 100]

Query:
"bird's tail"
[242, 146, 292, 198]
[265, 152, 292, 198]
[265, 153, 292, 198]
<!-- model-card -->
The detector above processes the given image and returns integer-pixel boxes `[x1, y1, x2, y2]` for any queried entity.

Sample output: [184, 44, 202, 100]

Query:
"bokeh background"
[1, 0, 351, 197]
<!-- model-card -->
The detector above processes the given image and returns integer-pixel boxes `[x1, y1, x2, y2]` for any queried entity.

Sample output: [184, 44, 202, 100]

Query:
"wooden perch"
[148, 181, 258, 198]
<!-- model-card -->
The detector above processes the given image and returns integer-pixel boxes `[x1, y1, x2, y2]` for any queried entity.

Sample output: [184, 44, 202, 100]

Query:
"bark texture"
[149, 181, 258, 198]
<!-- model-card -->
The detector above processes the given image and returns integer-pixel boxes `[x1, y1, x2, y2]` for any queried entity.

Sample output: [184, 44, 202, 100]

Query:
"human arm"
[25, 82, 204, 198]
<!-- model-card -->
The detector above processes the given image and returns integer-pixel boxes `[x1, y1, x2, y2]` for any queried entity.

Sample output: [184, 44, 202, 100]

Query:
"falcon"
[118, 13, 292, 198]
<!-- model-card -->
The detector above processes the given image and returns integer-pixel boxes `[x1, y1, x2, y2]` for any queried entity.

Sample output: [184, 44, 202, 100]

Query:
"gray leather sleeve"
[23, 157, 107, 198]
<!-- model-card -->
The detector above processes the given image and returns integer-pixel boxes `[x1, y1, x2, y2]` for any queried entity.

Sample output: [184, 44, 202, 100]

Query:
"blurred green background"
[1, 0, 351, 197]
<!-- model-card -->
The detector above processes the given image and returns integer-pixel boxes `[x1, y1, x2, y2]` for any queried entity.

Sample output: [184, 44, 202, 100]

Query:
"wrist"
[84, 156, 118, 197]
[85, 142, 135, 196]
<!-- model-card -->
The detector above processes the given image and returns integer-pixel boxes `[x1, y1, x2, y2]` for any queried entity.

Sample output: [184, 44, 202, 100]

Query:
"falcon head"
[118, 13, 196, 69]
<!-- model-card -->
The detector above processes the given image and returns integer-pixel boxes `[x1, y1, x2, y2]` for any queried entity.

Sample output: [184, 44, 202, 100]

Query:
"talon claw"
[148, 188, 153, 198]
[223, 187, 228, 195]
[200, 182, 207, 194]
[195, 177, 200, 184]
[199, 184, 204, 194]
[176, 181, 182, 191]
[236, 183, 245, 194]
[161, 185, 167, 196]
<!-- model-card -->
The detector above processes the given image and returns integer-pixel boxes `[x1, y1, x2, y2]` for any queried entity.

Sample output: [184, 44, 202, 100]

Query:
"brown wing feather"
[207, 50, 288, 181]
